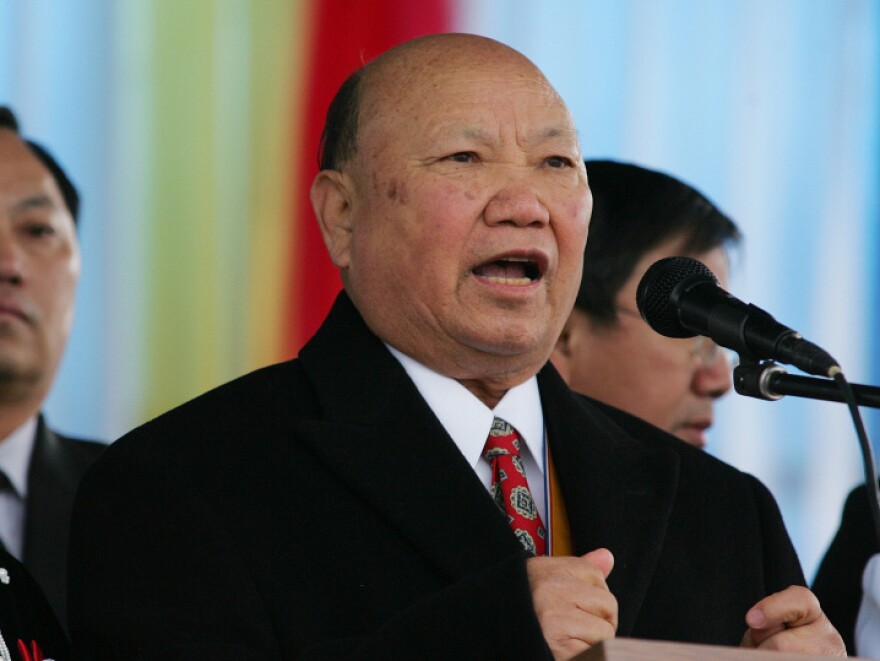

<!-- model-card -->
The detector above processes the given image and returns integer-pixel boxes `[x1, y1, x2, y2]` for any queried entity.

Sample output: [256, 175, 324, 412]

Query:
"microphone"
[636, 256, 840, 378]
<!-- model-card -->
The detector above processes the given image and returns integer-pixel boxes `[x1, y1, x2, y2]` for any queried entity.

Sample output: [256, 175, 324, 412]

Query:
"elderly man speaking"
[68, 34, 843, 659]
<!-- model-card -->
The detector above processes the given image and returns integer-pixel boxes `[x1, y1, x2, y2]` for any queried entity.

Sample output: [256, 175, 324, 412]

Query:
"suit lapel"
[538, 365, 680, 637]
[298, 293, 680, 633]
[22, 418, 103, 629]
[23, 419, 77, 601]
[297, 294, 527, 582]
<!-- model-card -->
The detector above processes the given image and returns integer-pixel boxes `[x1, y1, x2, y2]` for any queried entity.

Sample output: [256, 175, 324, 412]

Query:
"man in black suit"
[68, 34, 843, 659]
[0, 107, 105, 629]
[813, 484, 880, 654]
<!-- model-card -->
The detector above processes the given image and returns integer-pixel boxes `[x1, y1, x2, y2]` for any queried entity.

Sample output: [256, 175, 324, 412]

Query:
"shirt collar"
[386, 345, 545, 476]
[0, 416, 38, 497]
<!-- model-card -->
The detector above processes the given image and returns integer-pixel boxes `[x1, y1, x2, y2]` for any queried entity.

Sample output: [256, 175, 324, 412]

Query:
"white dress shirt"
[856, 553, 880, 657]
[0, 416, 38, 559]
[386, 345, 547, 523]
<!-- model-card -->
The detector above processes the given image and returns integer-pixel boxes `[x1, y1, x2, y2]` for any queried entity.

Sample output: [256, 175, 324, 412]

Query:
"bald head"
[363, 33, 550, 94]
[319, 34, 559, 172]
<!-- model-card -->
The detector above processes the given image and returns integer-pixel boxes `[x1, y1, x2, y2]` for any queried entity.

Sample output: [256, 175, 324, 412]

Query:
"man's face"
[0, 130, 80, 402]
[554, 237, 732, 448]
[323, 38, 591, 390]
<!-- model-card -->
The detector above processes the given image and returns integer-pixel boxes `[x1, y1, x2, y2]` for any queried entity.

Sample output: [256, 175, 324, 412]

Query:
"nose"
[692, 347, 733, 399]
[0, 224, 24, 285]
[483, 172, 550, 228]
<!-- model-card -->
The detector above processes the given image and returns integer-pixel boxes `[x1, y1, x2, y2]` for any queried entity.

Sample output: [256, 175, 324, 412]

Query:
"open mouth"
[472, 257, 543, 286]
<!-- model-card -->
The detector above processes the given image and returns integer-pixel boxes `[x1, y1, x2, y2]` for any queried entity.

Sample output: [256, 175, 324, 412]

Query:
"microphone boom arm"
[734, 359, 880, 408]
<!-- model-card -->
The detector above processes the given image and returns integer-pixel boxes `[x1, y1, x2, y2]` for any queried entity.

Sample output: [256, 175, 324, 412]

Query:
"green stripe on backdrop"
[144, 1, 303, 422]
[246, 1, 308, 369]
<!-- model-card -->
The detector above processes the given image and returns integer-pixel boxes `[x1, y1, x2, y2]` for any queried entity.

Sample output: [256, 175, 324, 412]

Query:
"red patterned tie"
[482, 417, 547, 556]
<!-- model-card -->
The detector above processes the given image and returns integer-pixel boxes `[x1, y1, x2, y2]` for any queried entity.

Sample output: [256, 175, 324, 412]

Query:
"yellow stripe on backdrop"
[143, 1, 305, 423]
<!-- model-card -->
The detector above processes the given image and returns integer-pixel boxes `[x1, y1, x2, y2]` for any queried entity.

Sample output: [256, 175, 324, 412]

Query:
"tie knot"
[482, 417, 522, 460]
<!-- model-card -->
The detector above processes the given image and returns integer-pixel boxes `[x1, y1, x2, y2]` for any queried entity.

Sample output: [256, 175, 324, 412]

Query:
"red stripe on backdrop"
[286, 0, 452, 356]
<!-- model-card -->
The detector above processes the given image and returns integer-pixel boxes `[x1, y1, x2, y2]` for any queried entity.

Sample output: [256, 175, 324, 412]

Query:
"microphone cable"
[833, 370, 880, 549]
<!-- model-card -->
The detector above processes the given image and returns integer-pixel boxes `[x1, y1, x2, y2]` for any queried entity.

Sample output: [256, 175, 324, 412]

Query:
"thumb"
[581, 548, 615, 579]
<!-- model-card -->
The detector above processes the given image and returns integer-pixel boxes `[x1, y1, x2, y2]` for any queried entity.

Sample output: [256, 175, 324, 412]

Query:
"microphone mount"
[733, 353, 880, 550]
[734, 356, 880, 408]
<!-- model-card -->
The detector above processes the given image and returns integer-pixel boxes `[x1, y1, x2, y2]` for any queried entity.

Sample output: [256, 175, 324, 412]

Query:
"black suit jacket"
[69, 293, 804, 659]
[812, 484, 878, 654]
[0, 546, 69, 660]
[24, 417, 105, 629]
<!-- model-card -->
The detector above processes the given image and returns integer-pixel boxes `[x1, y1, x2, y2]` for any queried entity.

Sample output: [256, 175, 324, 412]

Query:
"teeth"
[472, 256, 540, 284]
[483, 276, 532, 286]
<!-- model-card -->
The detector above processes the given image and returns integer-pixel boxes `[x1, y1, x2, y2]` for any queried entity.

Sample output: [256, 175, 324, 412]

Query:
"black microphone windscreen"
[636, 256, 717, 338]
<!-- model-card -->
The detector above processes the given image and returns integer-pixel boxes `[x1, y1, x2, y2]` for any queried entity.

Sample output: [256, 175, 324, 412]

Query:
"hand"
[527, 548, 618, 660]
[740, 585, 845, 656]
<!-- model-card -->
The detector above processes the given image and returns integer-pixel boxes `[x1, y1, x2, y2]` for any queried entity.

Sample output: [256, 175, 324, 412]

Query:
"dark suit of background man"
[68, 34, 844, 659]
[0, 107, 105, 630]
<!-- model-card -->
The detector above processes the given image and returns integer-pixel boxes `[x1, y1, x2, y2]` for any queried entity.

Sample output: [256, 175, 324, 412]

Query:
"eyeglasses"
[692, 335, 728, 368]
[614, 307, 735, 369]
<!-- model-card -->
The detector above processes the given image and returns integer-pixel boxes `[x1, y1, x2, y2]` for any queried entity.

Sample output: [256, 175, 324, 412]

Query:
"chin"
[0, 361, 39, 384]
[470, 324, 548, 356]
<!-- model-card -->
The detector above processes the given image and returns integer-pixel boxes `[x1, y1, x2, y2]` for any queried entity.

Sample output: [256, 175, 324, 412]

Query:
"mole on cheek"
[387, 179, 408, 204]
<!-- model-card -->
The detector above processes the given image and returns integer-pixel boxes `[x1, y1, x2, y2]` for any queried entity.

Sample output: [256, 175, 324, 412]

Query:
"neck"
[0, 393, 42, 443]
[450, 352, 546, 409]
[457, 379, 509, 409]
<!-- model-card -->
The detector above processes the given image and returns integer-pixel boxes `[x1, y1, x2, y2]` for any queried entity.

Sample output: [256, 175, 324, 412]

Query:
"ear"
[554, 314, 576, 358]
[311, 170, 356, 269]
[549, 314, 576, 383]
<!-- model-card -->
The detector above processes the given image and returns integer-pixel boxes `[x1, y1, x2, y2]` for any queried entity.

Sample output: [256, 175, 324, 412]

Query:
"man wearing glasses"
[552, 160, 738, 449]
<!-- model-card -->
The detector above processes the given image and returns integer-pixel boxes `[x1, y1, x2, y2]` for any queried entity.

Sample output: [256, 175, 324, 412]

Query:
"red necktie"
[482, 417, 547, 556]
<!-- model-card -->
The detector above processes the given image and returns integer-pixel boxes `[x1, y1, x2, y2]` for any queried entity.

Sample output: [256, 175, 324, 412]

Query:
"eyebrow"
[12, 194, 55, 213]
